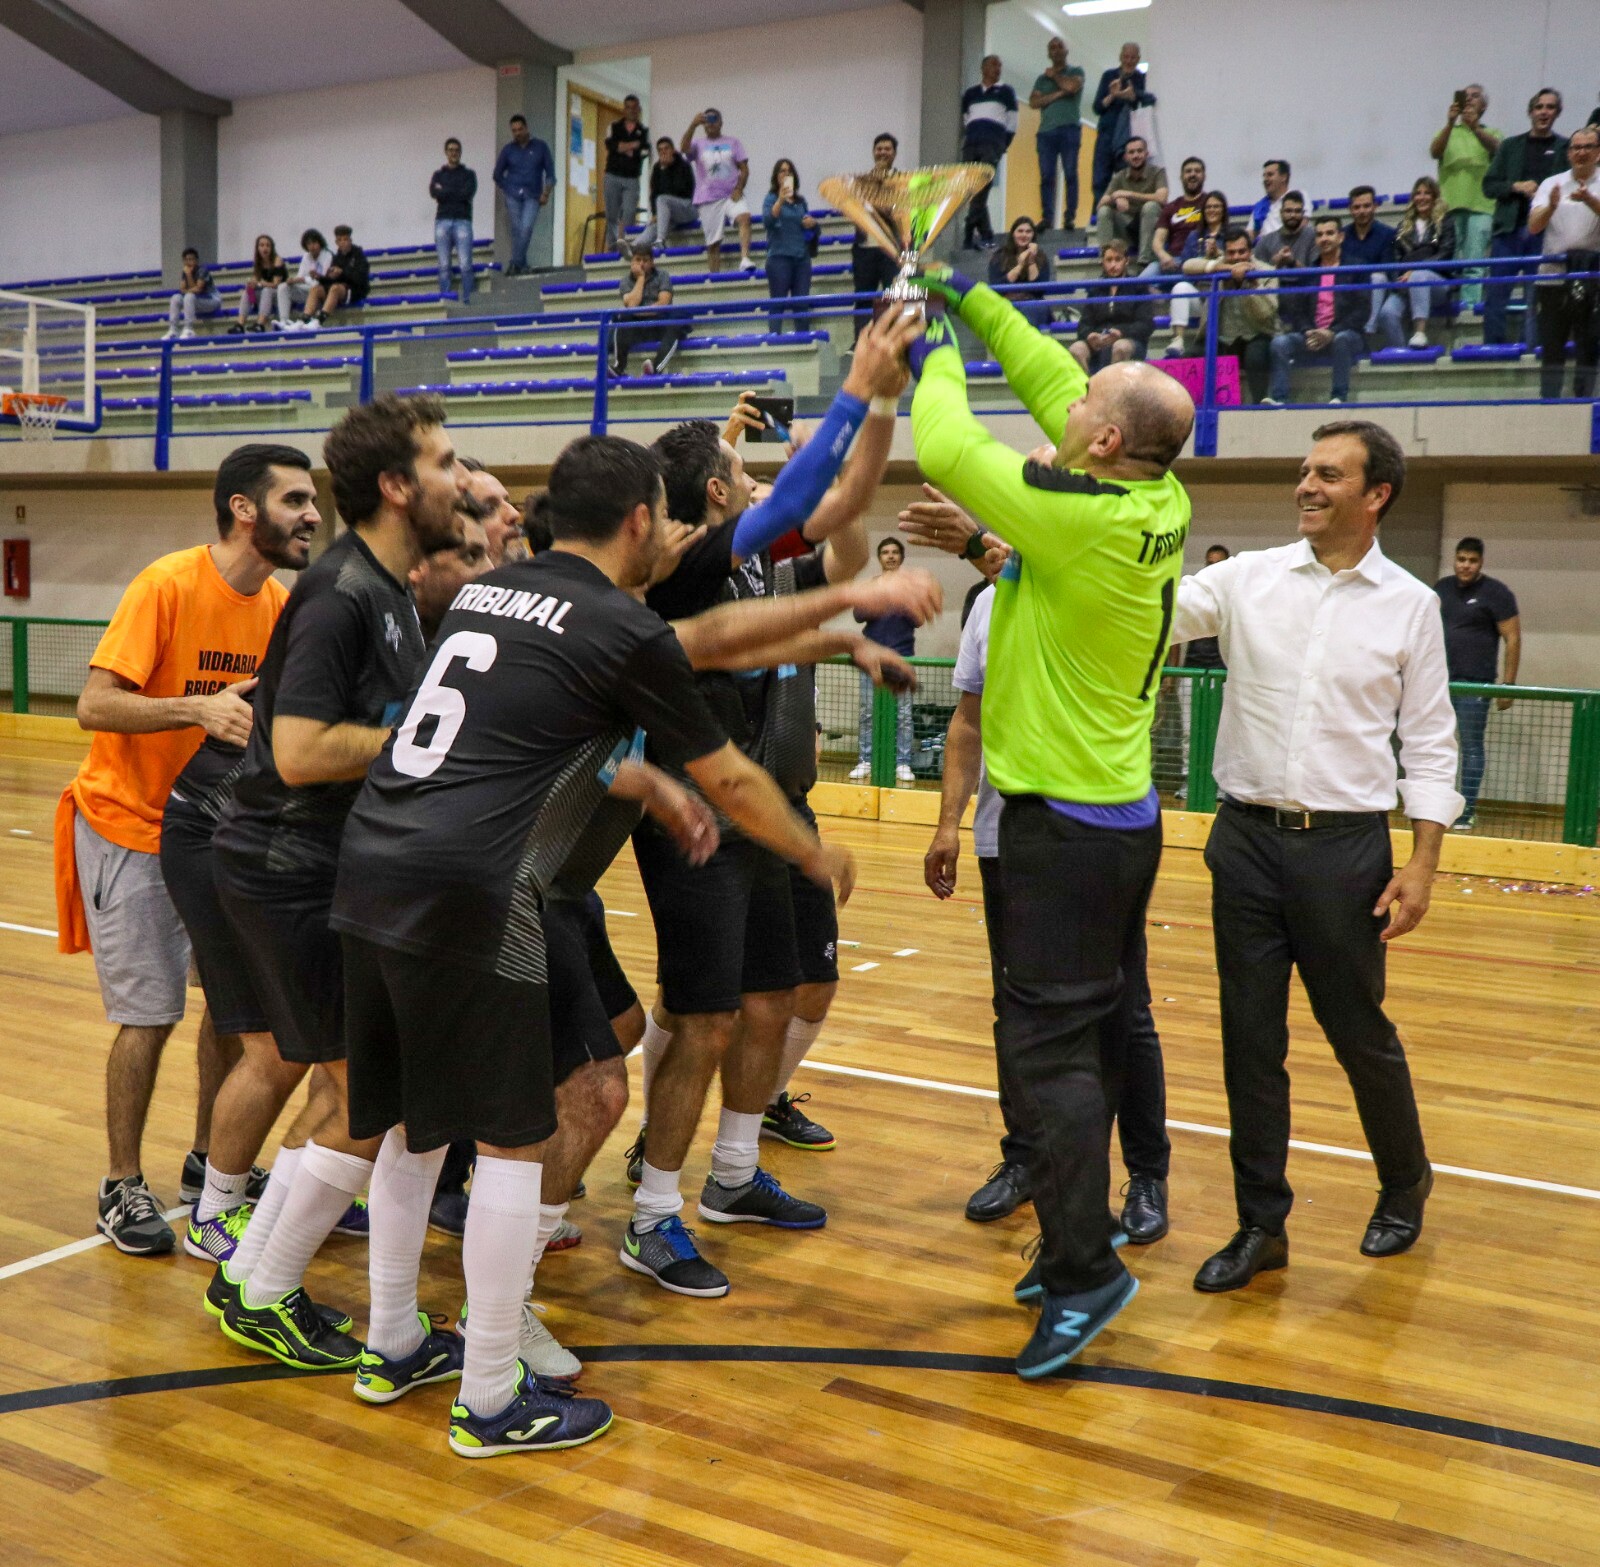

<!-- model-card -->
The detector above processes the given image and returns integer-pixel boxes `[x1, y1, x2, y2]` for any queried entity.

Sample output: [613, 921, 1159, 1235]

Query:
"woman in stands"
[988, 215, 1055, 326]
[1379, 176, 1456, 349]
[164, 248, 221, 341]
[286, 229, 330, 330]
[233, 235, 290, 334]
[763, 158, 818, 333]
[1170, 190, 1232, 354]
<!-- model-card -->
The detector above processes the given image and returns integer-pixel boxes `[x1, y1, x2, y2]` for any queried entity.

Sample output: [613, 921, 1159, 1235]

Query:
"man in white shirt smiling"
[1528, 123, 1600, 399]
[1173, 420, 1462, 1294]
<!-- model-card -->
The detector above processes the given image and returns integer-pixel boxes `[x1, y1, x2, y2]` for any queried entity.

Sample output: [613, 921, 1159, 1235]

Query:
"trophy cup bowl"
[818, 163, 995, 321]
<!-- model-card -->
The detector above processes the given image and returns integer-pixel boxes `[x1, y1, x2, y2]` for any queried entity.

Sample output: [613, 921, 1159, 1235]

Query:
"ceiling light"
[1063, 0, 1152, 16]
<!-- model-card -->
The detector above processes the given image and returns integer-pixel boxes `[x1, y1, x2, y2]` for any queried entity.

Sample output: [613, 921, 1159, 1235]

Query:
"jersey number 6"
[392, 630, 498, 779]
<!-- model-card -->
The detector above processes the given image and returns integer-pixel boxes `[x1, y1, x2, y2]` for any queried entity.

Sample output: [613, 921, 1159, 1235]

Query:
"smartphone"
[1453, 88, 1467, 109]
[746, 395, 794, 443]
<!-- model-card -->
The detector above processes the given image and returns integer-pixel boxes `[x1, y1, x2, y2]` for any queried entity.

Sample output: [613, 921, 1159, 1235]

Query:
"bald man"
[909, 264, 1193, 1380]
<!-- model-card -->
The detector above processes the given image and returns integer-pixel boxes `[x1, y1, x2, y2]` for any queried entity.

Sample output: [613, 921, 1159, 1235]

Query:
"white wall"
[0, 115, 161, 284]
[218, 66, 496, 263]
[990, 0, 1597, 205]
[579, 4, 924, 197]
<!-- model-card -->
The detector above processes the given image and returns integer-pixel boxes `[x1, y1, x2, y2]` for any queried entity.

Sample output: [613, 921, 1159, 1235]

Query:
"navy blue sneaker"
[448, 1361, 613, 1457]
[1016, 1270, 1139, 1380]
[333, 1197, 369, 1237]
[354, 1313, 464, 1404]
[1014, 1218, 1128, 1304]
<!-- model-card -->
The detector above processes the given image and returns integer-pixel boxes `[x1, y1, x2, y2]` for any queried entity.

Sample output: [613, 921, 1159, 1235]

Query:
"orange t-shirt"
[69, 545, 290, 855]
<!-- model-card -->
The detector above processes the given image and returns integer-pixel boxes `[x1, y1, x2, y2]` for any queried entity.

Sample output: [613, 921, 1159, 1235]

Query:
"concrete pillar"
[493, 57, 561, 272]
[159, 109, 219, 284]
[919, 0, 988, 167]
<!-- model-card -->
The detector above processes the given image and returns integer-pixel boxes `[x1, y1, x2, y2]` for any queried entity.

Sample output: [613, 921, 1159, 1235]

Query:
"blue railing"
[121, 247, 1595, 470]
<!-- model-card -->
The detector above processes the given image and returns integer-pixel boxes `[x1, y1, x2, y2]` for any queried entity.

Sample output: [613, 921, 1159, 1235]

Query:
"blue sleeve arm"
[492, 146, 508, 189]
[730, 389, 869, 559]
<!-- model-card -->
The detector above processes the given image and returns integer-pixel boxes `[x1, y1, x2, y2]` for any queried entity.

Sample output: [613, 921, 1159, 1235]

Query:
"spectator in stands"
[1435, 536, 1520, 831]
[1096, 136, 1168, 265]
[1252, 161, 1292, 245]
[1267, 217, 1369, 405]
[1482, 89, 1568, 345]
[635, 135, 697, 253]
[233, 234, 289, 334]
[851, 134, 902, 342]
[1431, 84, 1500, 308]
[1030, 37, 1086, 231]
[603, 96, 649, 252]
[1527, 123, 1600, 399]
[1189, 227, 1278, 403]
[850, 538, 916, 784]
[430, 137, 478, 304]
[1149, 157, 1207, 275]
[1342, 186, 1398, 332]
[1170, 191, 1233, 354]
[607, 246, 686, 378]
[1378, 177, 1457, 349]
[1255, 190, 1316, 269]
[764, 158, 819, 333]
[1071, 239, 1153, 371]
[493, 114, 554, 276]
[299, 225, 369, 329]
[988, 216, 1055, 326]
[286, 228, 329, 327]
[1091, 42, 1155, 210]
[961, 55, 1018, 249]
[164, 248, 220, 341]
[683, 108, 754, 273]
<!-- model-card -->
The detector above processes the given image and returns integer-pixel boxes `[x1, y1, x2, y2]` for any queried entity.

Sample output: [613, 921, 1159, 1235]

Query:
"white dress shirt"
[1173, 537, 1464, 825]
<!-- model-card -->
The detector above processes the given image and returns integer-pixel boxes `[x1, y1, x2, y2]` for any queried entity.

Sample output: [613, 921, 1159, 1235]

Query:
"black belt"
[1223, 799, 1384, 832]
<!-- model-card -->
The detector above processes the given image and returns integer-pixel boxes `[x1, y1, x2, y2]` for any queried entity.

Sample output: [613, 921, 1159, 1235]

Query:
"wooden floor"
[3, 733, 1599, 1566]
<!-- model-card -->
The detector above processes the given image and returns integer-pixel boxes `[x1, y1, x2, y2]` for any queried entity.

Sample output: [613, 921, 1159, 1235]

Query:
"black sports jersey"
[215, 530, 424, 876]
[330, 551, 726, 981]
[549, 729, 646, 900]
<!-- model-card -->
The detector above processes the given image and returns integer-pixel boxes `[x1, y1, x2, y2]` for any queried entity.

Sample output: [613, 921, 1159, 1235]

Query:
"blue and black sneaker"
[1015, 1270, 1139, 1380]
[1014, 1218, 1129, 1304]
[184, 1203, 250, 1263]
[697, 1167, 826, 1229]
[354, 1313, 464, 1404]
[333, 1196, 369, 1237]
[618, 1215, 729, 1297]
[448, 1360, 613, 1458]
[204, 1261, 354, 1334]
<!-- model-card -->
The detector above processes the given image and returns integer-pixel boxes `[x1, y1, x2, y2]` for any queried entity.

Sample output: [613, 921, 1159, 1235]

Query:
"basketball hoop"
[1, 390, 68, 442]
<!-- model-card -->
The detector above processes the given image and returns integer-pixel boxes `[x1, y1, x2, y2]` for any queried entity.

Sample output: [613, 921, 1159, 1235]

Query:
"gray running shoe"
[97, 1176, 175, 1257]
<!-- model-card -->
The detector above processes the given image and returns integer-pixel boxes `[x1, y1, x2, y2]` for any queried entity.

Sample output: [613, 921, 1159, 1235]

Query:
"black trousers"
[1205, 803, 1429, 1233]
[850, 245, 899, 341]
[1536, 276, 1599, 400]
[1219, 334, 1272, 403]
[961, 144, 1003, 244]
[611, 313, 687, 374]
[979, 854, 1169, 1178]
[995, 798, 1162, 1296]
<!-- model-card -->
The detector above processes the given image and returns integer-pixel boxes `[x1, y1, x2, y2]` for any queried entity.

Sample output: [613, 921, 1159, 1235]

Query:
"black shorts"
[632, 822, 800, 1015]
[343, 932, 557, 1153]
[213, 845, 344, 1065]
[546, 896, 626, 1085]
[787, 796, 839, 986]
[159, 802, 269, 1036]
[566, 889, 638, 1021]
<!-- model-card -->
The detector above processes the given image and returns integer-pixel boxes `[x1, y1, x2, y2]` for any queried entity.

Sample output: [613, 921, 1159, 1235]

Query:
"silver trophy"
[819, 163, 995, 319]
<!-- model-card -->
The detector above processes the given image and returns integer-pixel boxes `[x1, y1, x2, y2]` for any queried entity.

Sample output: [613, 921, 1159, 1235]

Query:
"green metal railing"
[831, 656, 1600, 848]
[2, 619, 1595, 847]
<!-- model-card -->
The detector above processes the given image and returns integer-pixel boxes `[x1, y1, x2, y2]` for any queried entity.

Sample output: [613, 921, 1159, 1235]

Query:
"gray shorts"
[75, 812, 191, 1027]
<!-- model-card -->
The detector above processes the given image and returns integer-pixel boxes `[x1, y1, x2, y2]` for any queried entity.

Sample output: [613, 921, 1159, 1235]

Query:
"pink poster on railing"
[1154, 354, 1241, 406]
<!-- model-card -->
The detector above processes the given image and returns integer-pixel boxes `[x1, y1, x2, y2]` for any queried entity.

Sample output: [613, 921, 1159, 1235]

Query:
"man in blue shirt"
[960, 56, 1018, 249]
[493, 114, 554, 275]
[1341, 185, 1397, 332]
[1091, 41, 1156, 210]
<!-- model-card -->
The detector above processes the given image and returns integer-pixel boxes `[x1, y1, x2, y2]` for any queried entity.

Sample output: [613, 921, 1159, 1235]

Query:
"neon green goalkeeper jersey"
[911, 282, 1191, 804]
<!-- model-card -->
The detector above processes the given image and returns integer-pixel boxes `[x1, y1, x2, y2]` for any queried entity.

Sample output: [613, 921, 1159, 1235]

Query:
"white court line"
[1, 919, 58, 938]
[0, 1207, 189, 1283]
[850, 962, 879, 972]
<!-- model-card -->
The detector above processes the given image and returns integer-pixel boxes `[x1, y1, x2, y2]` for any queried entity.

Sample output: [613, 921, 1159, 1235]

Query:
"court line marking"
[794, 1059, 1600, 1202]
[0, 919, 58, 938]
[0, 1347, 1595, 1471]
[0, 1206, 191, 1282]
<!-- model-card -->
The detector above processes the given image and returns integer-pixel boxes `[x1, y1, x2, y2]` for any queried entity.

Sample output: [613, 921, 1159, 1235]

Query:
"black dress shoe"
[1360, 1166, 1433, 1257]
[965, 1161, 1032, 1222]
[1194, 1226, 1288, 1293]
[1120, 1173, 1169, 1244]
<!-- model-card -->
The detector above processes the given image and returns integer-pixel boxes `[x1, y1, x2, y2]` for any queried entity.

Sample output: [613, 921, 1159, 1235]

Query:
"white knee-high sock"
[710, 1108, 763, 1188]
[527, 1201, 568, 1293]
[774, 1016, 825, 1100]
[366, 1130, 447, 1359]
[229, 1145, 302, 1280]
[638, 1012, 674, 1110]
[459, 1156, 542, 1417]
[197, 1162, 251, 1224]
[243, 1140, 371, 1308]
[631, 1160, 683, 1230]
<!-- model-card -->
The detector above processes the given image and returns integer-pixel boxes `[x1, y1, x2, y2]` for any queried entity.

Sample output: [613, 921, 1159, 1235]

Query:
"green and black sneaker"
[220, 1283, 364, 1369]
[205, 1261, 355, 1334]
[623, 1129, 646, 1188]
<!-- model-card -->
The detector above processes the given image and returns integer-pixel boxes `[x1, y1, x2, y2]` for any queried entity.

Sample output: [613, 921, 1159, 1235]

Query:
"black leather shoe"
[1360, 1166, 1433, 1257]
[1120, 1174, 1169, 1244]
[1193, 1226, 1288, 1293]
[965, 1161, 1032, 1223]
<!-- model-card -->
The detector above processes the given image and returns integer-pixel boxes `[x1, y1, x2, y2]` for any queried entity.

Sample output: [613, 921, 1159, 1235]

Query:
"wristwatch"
[961, 528, 988, 561]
